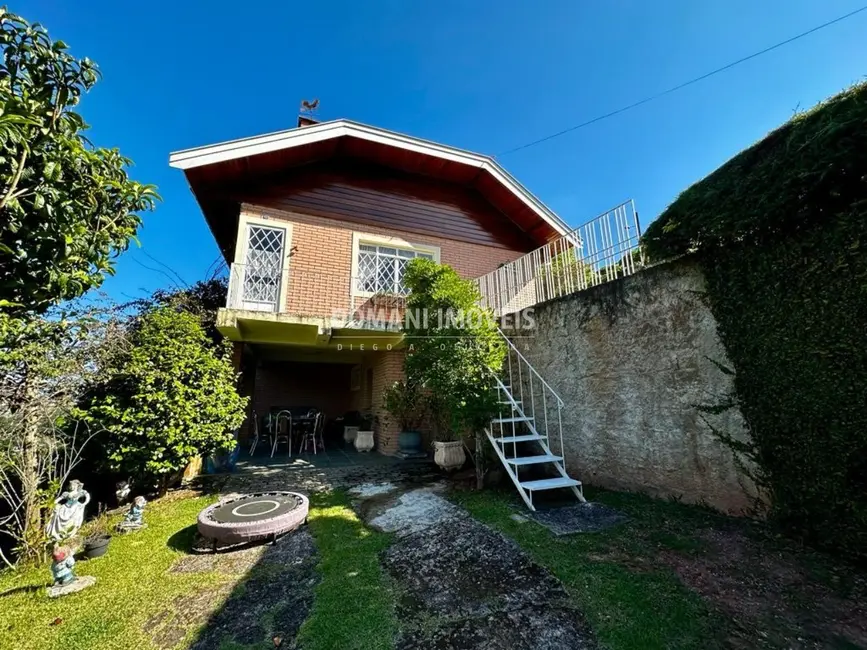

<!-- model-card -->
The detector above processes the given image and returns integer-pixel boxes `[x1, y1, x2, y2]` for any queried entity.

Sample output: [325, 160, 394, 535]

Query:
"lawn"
[298, 491, 396, 650]
[2, 484, 862, 649]
[0, 495, 223, 650]
[452, 487, 867, 650]
[452, 489, 725, 649]
[0, 490, 398, 650]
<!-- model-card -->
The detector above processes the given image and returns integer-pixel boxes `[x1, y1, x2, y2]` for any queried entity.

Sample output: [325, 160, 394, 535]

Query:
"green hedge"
[642, 82, 867, 562]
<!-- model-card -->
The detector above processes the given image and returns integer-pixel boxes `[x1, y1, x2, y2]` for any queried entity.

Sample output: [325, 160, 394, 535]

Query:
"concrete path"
[349, 483, 597, 650]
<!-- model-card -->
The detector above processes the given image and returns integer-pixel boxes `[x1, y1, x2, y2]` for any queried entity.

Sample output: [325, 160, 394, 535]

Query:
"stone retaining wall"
[509, 257, 761, 514]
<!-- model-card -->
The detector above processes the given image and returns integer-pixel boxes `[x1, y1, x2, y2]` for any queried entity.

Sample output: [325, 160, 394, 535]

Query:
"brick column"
[370, 350, 405, 455]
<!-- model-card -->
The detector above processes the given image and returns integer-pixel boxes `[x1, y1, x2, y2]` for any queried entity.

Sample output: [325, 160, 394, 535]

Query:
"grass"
[3, 483, 859, 649]
[0, 495, 226, 650]
[0, 490, 399, 650]
[451, 487, 731, 650]
[297, 490, 397, 650]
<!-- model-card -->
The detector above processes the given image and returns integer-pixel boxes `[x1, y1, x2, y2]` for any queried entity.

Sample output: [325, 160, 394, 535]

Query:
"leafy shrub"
[381, 379, 425, 432]
[642, 81, 867, 562]
[84, 306, 246, 488]
[402, 258, 505, 441]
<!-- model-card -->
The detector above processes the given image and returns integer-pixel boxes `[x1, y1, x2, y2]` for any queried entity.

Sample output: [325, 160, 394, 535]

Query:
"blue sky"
[20, 0, 867, 301]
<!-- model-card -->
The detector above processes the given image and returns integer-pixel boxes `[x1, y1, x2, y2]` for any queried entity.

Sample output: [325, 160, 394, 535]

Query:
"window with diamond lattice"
[242, 225, 285, 308]
[356, 244, 434, 295]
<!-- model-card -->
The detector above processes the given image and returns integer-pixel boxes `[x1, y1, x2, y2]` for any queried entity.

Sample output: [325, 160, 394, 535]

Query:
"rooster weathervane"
[300, 98, 320, 115]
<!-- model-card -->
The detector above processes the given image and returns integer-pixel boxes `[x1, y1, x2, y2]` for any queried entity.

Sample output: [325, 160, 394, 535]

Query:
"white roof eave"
[168, 119, 569, 236]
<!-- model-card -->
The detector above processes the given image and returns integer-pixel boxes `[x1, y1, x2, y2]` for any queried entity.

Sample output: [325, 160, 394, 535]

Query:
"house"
[169, 117, 571, 456]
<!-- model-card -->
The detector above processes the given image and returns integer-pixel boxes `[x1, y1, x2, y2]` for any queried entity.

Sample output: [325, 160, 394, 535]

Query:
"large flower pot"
[354, 430, 375, 453]
[343, 426, 359, 446]
[83, 534, 111, 559]
[397, 430, 423, 457]
[434, 440, 466, 471]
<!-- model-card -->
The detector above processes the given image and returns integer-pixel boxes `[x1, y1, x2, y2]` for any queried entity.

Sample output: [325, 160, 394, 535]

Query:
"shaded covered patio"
[228, 448, 439, 496]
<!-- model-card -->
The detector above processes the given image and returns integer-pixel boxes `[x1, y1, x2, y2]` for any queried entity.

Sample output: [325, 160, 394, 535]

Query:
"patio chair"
[299, 411, 325, 455]
[270, 409, 293, 458]
[248, 410, 261, 456]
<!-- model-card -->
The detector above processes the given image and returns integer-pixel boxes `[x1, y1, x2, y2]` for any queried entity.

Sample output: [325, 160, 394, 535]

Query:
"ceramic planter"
[343, 426, 359, 446]
[83, 534, 111, 559]
[433, 440, 465, 471]
[398, 430, 422, 454]
[354, 430, 375, 452]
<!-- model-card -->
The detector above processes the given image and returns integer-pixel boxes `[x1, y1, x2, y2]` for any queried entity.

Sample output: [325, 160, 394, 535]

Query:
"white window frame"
[350, 232, 441, 299]
[232, 211, 294, 312]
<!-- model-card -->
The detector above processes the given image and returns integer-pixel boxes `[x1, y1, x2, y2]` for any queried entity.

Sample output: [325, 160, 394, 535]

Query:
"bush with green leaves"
[543, 250, 596, 296]
[0, 9, 158, 314]
[381, 379, 425, 432]
[141, 276, 228, 347]
[84, 306, 246, 488]
[642, 81, 867, 562]
[402, 258, 505, 442]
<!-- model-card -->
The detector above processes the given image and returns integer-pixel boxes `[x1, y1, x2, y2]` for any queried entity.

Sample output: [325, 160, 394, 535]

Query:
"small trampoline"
[197, 492, 308, 550]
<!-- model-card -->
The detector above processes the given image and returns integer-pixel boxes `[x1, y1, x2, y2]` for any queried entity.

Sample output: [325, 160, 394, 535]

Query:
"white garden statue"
[46, 480, 91, 541]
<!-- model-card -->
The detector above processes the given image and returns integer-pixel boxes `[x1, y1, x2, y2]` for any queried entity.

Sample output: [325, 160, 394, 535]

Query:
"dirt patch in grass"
[659, 527, 867, 649]
[396, 605, 595, 650]
[169, 528, 315, 577]
[187, 530, 318, 649]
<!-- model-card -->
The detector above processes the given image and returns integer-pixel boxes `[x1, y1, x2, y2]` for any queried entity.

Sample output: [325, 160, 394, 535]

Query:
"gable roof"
[169, 119, 570, 246]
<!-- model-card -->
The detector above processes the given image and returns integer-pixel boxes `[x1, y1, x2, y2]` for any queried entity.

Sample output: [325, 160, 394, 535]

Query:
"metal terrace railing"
[225, 263, 406, 330]
[476, 200, 643, 316]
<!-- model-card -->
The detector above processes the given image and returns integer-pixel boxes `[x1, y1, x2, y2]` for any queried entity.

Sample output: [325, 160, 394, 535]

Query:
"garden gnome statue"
[47, 546, 96, 598]
[50, 546, 75, 586]
[117, 496, 147, 532]
[115, 480, 131, 505]
[46, 480, 90, 541]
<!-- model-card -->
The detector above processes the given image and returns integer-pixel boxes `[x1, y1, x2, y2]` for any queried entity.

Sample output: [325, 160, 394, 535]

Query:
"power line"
[128, 256, 183, 290]
[138, 249, 189, 287]
[497, 4, 867, 157]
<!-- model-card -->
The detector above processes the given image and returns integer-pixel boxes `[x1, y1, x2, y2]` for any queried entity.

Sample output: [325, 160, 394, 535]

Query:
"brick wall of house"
[238, 203, 527, 456]
[240, 204, 527, 319]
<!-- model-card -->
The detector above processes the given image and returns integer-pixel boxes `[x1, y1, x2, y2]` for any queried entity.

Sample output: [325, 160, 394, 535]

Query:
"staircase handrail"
[495, 328, 564, 408]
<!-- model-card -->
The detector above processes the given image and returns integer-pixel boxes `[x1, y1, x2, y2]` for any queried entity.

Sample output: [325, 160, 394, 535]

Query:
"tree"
[402, 259, 505, 486]
[0, 9, 158, 314]
[84, 306, 246, 490]
[0, 307, 121, 564]
[149, 277, 228, 347]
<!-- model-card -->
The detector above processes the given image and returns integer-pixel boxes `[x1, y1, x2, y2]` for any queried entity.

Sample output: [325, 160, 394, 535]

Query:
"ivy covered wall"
[642, 82, 867, 562]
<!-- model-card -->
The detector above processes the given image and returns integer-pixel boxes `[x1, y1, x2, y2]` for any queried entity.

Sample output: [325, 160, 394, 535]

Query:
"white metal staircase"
[486, 330, 585, 511]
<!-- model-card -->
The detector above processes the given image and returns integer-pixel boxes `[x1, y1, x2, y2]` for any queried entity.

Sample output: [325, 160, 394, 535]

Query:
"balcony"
[220, 199, 641, 348]
[217, 264, 406, 349]
[475, 200, 643, 316]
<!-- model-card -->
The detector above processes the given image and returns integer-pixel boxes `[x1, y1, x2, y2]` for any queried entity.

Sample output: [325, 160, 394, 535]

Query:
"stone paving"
[352, 483, 597, 650]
